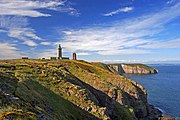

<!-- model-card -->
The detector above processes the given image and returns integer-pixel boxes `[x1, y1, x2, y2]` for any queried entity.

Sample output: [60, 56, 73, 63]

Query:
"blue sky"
[0, 0, 180, 63]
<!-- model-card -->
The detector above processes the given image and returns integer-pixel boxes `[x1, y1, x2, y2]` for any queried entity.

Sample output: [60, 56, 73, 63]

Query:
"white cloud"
[0, 43, 22, 59]
[0, 16, 41, 46]
[103, 7, 134, 16]
[77, 52, 90, 55]
[8, 28, 41, 40]
[166, 0, 175, 4]
[38, 49, 56, 58]
[63, 31, 73, 35]
[0, 29, 6, 32]
[0, 16, 28, 28]
[59, 3, 180, 55]
[0, 0, 79, 17]
[102, 59, 145, 64]
[139, 38, 180, 48]
[40, 42, 51, 46]
[102, 59, 180, 64]
[0, 0, 79, 47]
[22, 40, 37, 46]
[7, 27, 42, 45]
[97, 49, 150, 55]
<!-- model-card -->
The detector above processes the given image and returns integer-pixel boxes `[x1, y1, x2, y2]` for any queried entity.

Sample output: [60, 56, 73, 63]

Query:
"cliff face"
[0, 60, 161, 120]
[92, 62, 174, 120]
[110, 64, 158, 74]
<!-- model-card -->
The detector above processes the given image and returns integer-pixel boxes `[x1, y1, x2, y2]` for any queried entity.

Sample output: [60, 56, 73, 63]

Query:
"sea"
[122, 64, 180, 119]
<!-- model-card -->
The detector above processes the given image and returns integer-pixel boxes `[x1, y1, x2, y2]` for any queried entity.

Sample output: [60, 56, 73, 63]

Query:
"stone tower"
[57, 44, 62, 59]
[73, 53, 77, 60]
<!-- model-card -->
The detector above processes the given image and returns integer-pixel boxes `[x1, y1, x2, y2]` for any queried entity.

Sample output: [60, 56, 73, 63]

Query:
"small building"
[73, 53, 77, 60]
[22, 57, 28, 59]
[50, 57, 57, 60]
[62, 57, 69, 60]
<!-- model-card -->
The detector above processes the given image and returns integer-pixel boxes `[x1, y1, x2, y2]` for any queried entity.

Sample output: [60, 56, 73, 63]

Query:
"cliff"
[110, 63, 158, 74]
[0, 59, 166, 120]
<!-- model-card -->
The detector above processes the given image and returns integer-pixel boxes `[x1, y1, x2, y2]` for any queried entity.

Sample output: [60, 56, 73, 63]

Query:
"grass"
[0, 59, 150, 120]
[92, 62, 118, 73]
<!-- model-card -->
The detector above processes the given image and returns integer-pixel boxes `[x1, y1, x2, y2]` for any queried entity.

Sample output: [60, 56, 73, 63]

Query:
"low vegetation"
[0, 59, 150, 120]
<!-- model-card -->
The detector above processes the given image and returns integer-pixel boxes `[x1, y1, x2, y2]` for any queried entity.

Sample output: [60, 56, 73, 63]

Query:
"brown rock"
[159, 114, 175, 120]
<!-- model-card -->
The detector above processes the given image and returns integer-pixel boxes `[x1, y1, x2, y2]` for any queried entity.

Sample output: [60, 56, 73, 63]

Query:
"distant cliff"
[110, 64, 158, 74]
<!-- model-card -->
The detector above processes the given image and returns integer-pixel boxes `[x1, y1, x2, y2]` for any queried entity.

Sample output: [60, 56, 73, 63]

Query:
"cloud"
[40, 42, 51, 46]
[103, 7, 134, 16]
[139, 38, 180, 48]
[0, 43, 22, 59]
[0, 0, 79, 17]
[8, 28, 41, 40]
[97, 49, 150, 55]
[0, 29, 6, 33]
[102, 59, 146, 64]
[63, 31, 73, 35]
[0, 0, 79, 59]
[38, 49, 57, 58]
[0, 16, 28, 29]
[0, 16, 41, 46]
[102, 59, 180, 64]
[8, 28, 41, 46]
[22, 40, 37, 47]
[0, 0, 79, 47]
[77, 52, 90, 55]
[59, 3, 180, 55]
[166, 0, 175, 4]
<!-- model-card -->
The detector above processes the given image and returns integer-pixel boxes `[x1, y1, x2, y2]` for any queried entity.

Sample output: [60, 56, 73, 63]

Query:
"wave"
[154, 106, 166, 114]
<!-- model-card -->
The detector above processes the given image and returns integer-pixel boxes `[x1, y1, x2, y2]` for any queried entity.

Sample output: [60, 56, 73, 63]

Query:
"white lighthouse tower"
[57, 44, 62, 59]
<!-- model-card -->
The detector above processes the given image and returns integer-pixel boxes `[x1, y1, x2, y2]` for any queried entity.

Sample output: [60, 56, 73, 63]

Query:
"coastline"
[156, 107, 177, 120]
[121, 66, 180, 120]
[154, 106, 165, 114]
[148, 105, 175, 120]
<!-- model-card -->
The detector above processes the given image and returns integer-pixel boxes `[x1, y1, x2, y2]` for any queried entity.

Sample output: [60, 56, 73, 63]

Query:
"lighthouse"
[57, 44, 62, 59]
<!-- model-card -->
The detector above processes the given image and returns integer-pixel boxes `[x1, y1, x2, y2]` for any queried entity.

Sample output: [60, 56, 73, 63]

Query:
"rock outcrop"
[110, 63, 158, 74]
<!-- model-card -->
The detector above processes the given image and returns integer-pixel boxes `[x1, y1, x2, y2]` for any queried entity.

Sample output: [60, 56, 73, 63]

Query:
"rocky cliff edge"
[110, 63, 158, 74]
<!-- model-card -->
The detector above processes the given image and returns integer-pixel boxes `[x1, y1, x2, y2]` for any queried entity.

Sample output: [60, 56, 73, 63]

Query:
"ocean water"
[122, 65, 180, 118]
